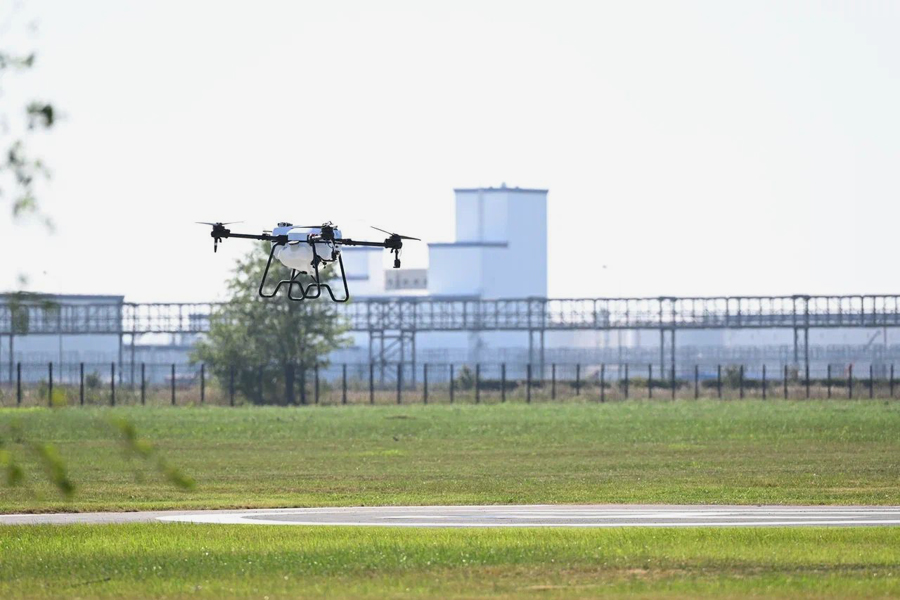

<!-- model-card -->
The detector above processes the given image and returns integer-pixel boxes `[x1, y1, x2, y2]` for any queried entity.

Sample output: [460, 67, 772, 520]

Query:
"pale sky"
[2, 0, 898, 302]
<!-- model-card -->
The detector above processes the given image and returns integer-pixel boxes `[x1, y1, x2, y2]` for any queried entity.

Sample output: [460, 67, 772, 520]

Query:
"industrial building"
[1, 185, 898, 383]
[337, 184, 550, 364]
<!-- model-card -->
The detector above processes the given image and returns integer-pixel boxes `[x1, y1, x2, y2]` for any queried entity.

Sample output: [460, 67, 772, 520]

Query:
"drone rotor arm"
[199, 221, 289, 253]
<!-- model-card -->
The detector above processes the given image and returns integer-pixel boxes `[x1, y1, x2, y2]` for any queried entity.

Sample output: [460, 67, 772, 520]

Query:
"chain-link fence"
[1, 361, 898, 407]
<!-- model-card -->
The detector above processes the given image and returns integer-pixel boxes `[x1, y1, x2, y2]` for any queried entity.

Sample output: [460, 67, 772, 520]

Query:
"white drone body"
[271, 222, 342, 272]
[200, 219, 418, 302]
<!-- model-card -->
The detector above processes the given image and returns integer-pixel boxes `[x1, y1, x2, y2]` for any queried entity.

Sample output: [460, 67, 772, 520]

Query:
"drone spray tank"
[270, 222, 342, 272]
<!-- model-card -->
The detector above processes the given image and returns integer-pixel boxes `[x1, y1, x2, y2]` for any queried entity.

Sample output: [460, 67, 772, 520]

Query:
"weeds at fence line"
[0, 362, 896, 407]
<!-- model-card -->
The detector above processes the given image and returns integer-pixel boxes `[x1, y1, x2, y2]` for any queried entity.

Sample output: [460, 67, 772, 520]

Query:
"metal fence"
[1, 362, 897, 407]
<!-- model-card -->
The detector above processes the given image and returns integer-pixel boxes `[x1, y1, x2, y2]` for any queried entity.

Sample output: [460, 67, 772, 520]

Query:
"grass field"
[2, 400, 899, 599]
[0, 400, 898, 512]
[1, 523, 899, 598]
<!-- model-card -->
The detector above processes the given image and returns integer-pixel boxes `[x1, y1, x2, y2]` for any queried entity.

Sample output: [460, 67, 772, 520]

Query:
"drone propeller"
[197, 221, 242, 252]
[371, 226, 421, 241]
[370, 226, 420, 269]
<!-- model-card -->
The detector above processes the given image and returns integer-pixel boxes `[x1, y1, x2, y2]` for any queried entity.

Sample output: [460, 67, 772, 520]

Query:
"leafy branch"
[0, 416, 195, 499]
[0, 46, 57, 227]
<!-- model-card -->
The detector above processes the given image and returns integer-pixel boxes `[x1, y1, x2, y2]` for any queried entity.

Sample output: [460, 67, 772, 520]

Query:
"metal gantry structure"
[2, 295, 900, 378]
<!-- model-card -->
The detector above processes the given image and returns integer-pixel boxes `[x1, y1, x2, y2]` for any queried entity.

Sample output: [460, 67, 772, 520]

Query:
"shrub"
[85, 371, 102, 390]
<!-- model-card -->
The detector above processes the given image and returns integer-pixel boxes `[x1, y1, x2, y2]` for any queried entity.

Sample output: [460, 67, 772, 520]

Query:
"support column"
[410, 331, 417, 389]
[118, 332, 124, 386]
[804, 327, 810, 377]
[528, 330, 534, 369]
[659, 329, 665, 379]
[617, 330, 623, 368]
[540, 329, 545, 381]
[379, 331, 385, 383]
[130, 333, 136, 388]
[670, 328, 676, 383]
[399, 330, 405, 391]
[657, 329, 676, 388]
[793, 326, 810, 373]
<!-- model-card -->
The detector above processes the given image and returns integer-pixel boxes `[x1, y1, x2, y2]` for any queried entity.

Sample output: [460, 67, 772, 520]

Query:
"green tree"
[192, 243, 352, 405]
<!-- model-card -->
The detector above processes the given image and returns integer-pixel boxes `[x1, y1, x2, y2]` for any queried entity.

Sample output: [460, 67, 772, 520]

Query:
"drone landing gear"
[258, 243, 350, 303]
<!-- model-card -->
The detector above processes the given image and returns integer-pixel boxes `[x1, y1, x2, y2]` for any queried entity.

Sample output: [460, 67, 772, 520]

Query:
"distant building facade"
[0, 294, 124, 367]
[3, 187, 896, 375]
[333, 185, 549, 362]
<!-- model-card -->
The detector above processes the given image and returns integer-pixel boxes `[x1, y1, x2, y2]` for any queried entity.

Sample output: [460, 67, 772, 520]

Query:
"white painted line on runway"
[6, 505, 900, 528]
[156, 514, 900, 528]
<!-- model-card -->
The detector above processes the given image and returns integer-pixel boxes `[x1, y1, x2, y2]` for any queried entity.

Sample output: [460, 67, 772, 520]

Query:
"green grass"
[1, 523, 899, 598]
[3, 401, 900, 599]
[1, 400, 899, 512]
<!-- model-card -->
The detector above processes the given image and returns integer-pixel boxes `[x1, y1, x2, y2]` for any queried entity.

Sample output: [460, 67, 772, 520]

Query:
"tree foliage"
[192, 243, 352, 405]
[0, 15, 193, 501]
[0, 46, 56, 226]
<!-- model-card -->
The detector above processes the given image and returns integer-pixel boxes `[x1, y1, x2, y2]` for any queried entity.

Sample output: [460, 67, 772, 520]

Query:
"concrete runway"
[3, 505, 900, 528]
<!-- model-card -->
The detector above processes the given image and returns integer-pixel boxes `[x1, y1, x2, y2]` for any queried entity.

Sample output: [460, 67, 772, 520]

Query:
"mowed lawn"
[0, 400, 898, 512]
[1, 524, 899, 599]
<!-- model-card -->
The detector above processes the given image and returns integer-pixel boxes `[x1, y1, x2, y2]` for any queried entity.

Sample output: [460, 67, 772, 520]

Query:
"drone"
[198, 221, 419, 302]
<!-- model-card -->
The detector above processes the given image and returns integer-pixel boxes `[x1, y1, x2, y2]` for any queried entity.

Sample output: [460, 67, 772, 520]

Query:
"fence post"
[783, 365, 788, 399]
[891, 364, 895, 398]
[16, 362, 21, 406]
[369, 362, 375, 405]
[806, 364, 811, 399]
[717, 365, 722, 399]
[80, 362, 85, 406]
[694, 365, 699, 399]
[869, 364, 874, 399]
[396, 363, 402, 404]
[315, 365, 320, 405]
[475, 363, 481, 404]
[848, 364, 853, 399]
[600, 363, 605, 402]
[171, 363, 176, 406]
[111, 362, 116, 407]
[200, 363, 205, 404]
[670, 366, 675, 400]
[739, 365, 744, 400]
[551, 364, 556, 400]
[648, 364, 653, 399]
[229, 365, 235, 407]
[526, 364, 532, 403]
[501, 363, 506, 403]
[762, 364, 767, 400]
[575, 364, 581, 396]
[827, 364, 832, 399]
[342, 364, 348, 405]
[48, 362, 53, 407]
[450, 364, 455, 404]
[624, 364, 629, 399]
[423, 363, 428, 404]
[140, 363, 145, 405]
